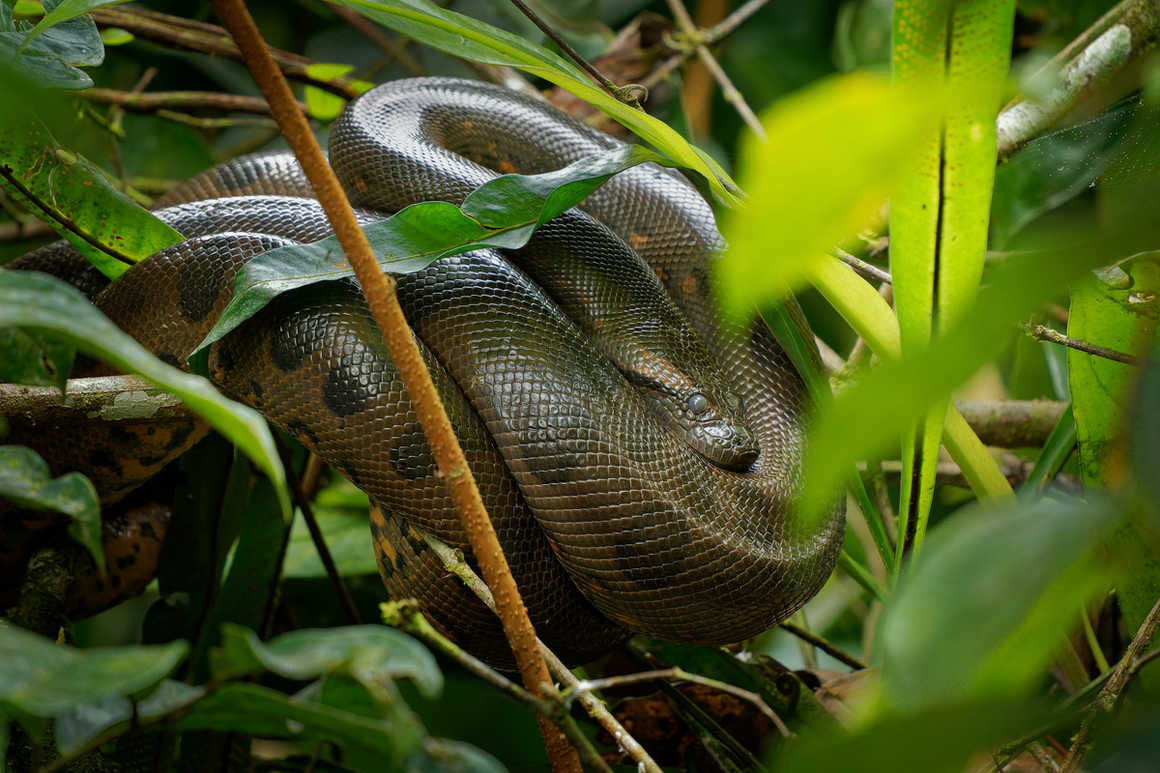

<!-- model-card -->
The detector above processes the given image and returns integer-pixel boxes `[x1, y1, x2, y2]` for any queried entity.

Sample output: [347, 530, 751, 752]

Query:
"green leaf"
[0, 271, 290, 520]
[1131, 331, 1160, 525]
[329, 0, 738, 203]
[18, 0, 129, 51]
[0, 117, 184, 279]
[877, 494, 1122, 708]
[1, 0, 104, 88]
[214, 624, 442, 700]
[1069, 255, 1159, 486]
[0, 445, 102, 572]
[0, 326, 74, 390]
[53, 679, 204, 754]
[97, 26, 130, 45]
[0, 621, 187, 716]
[190, 144, 665, 363]
[284, 480, 377, 578]
[718, 72, 938, 314]
[1019, 403, 1077, 498]
[176, 682, 425, 772]
[303, 64, 354, 122]
[186, 474, 289, 682]
[775, 699, 1050, 773]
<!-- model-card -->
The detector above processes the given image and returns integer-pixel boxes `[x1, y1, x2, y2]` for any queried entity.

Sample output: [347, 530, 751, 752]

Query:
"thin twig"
[704, 0, 772, 44]
[663, 0, 766, 139]
[779, 622, 867, 670]
[381, 601, 613, 773]
[505, 0, 645, 106]
[277, 441, 361, 625]
[207, 2, 577, 768]
[91, 7, 365, 99]
[418, 528, 664, 773]
[1024, 323, 1142, 365]
[834, 247, 891, 285]
[1032, 0, 1137, 81]
[563, 666, 793, 738]
[1060, 594, 1160, 772]
[79, 88, 300, 115]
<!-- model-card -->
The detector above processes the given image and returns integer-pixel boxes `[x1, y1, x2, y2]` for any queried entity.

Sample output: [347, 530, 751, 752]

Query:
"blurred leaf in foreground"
[0, 621, 187, 717]
[0, 445, 102, 572]
[718, 72, 939, 315]
[877, 493, 1122, 709]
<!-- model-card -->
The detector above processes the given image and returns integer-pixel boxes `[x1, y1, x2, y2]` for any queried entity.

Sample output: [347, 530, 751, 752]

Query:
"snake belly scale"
[10, 78, 844, 667]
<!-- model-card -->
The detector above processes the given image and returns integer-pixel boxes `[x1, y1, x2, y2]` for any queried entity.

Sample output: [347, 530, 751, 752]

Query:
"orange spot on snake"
[681, 275, 698, 295]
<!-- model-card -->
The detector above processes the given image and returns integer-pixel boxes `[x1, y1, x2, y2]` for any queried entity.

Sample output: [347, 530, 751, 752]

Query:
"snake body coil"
[11, 78, 844, 666]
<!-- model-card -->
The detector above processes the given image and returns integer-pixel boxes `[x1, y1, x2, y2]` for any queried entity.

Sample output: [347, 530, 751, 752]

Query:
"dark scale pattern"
[15, 78, 844, 665]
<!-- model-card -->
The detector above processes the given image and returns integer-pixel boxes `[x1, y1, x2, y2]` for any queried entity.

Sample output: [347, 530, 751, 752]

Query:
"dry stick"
[418, 530, 665, 773]
[91, 7, 364, 99]
[834, 247, 892, 285]
[276, 441, 362, 625]
[663, 0, 766, 139]
[1025, 323, 1142, 366]
[640, 0, 770, 92]
[505, 0, 646, 106]
[1060, 594, 1160, 772]
[778, 622, 867, 670]
[206, 2, 579, 770]
[381, 601, 614, 773]
[563, 667, 792, 738]
[79, 88, 299, 116]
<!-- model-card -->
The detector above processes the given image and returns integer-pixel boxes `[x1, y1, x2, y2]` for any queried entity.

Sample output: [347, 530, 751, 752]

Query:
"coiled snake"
[8, 78, 844, 666]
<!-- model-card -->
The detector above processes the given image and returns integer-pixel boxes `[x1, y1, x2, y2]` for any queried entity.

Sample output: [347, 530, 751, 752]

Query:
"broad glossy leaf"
[214, 624, 441, 700]
[19, 0, 130, 50]
[877, 494, 1122, 708]
[191, 145, 665, 361]
[0, 271, 289, 519]
[1131, 331, 1160, 524]
[0, 0, 103, 87]
[1068, 255, 1159, 487]
[54, 679, 204, 754]
[718, 72, 937, 313]
[0, 445, 102, 571]
[0, 326, 74, 390]
[176, 682, 425, 772]
[0, 621, 187, 716]
[0, 117, 184, 279]
[329, 0, 738, 203]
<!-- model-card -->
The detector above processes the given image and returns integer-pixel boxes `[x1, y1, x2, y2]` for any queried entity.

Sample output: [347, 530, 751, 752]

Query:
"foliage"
[0, 0, 1158, 770]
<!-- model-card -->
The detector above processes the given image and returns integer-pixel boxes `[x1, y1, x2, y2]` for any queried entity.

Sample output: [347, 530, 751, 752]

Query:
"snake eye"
[687, 393, 710, 416]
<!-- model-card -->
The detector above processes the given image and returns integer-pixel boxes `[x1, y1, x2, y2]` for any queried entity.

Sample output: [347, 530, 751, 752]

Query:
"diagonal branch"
[207, 1, 579, 770]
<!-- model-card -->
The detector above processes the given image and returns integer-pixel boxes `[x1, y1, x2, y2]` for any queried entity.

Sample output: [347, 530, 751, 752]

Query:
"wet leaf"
[19, 0, 129, 50]
[213, 624, 441, 700]
[0, 271, 289, 520]
[329, 0, 739, 203]
[191, 144, 666, 363]
[0, 445, 102, 572]
[0, 621, 187, 716]
[54, 679, 204, 754]
[0, 117, 184, 279]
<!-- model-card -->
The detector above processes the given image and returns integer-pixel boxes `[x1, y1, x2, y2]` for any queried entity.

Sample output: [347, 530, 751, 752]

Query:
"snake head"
[628, 363, 760, 472]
